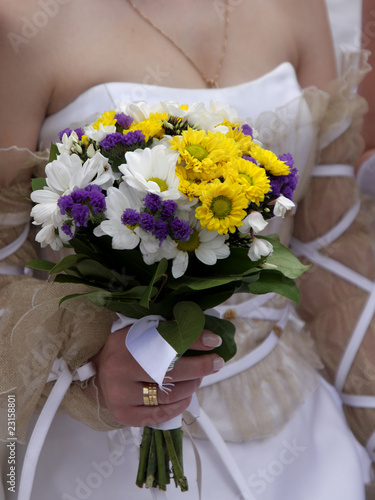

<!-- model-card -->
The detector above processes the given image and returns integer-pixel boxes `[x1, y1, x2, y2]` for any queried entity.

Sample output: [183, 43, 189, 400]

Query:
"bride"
[0, 0, 373, 498]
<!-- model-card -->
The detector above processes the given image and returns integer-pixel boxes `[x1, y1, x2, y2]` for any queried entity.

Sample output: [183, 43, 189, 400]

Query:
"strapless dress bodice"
[39, 62, 302, 149]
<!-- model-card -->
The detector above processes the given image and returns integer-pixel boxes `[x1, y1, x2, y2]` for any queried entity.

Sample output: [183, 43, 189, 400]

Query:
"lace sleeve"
[0, 147, 122, 443]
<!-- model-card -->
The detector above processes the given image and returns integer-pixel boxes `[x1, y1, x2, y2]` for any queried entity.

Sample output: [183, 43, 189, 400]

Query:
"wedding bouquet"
[29, 100, 307, 492]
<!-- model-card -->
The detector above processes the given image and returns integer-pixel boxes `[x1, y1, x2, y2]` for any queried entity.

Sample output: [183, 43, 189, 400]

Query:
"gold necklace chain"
[126, 0, 229, 88]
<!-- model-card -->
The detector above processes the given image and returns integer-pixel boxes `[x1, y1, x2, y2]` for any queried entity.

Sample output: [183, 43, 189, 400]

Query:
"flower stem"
[146, 431, 157, 488]
[163, 429, 188, 492]
[154, 430, 168, 490]
[136, 427, 152, 488]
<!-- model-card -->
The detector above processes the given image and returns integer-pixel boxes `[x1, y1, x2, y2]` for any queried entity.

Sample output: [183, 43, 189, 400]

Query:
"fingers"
[167, 353, 224, 382]
[140, 378, 202, 406]
[113, 397, 194, 428]
[92, 325, 225, 427]
[189, 330, 223, 351]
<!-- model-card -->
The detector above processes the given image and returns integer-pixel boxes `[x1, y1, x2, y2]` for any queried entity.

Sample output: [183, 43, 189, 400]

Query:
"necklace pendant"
[207, 79, 219, 89]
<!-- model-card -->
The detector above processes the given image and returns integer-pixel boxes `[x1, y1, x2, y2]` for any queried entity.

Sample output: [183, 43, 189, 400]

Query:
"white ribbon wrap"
[112, 313, 184, 430]
[112, 314, 177, 387]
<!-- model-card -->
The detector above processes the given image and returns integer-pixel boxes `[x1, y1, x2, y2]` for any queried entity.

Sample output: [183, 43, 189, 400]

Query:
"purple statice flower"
[242, 155, 257, 164]
[115, 113, 134, 129]
[58, 127, 84, 141]
[100, 131, 145, 150]
[74, 128, 85, 140]
[58, 128, 72, 141]
[279, 153, 294, 169]
[241, 124, 253, 137]
[87, 189, 106, 213]
[140, 212, 155, 232]
[71, 204, 90, 227]
[58, 186, 106, 231]
[83, 185, 106, 213]
[121, 209, 141, 226]
[160, 200, 178, 221]
[122, 130, 145, 146]
[61, 224, 74, 238]
[170, 218, 192, 242]
[269, 153, 298, 201]
[71, 188, 89, 204]
[153, 220, 169, 244]
[57, 194, 74, 215]
[143, 193, 162, 213]
[99, 133, 126, 150]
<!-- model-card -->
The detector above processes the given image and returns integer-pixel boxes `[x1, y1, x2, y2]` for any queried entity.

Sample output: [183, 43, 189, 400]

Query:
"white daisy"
[84, 123, 116, 142]
[137, 230, 178, 266]
[120, 145, 183, 201]
[171, 215, 230, 279]
[209, 101, 244, 125]
[185, 102, 226, 133]
[116, 101, 165, 123]
[56, 130, 81, 155]
[31, 152, 114, 226]
[93, 182, 142, 250]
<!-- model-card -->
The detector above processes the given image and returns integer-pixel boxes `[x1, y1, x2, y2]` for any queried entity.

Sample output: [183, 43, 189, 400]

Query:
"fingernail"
[213, 356, 225, 372]
[202, 332, 222, 348]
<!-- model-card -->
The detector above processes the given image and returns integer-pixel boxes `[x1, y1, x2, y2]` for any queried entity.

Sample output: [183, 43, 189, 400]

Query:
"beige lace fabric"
[191, 50, 372, 442]
[292, 51, 375, 451]
[0, 149, 122, 443]
[0, 50, 372, 446]
[294, 188, 375, 449]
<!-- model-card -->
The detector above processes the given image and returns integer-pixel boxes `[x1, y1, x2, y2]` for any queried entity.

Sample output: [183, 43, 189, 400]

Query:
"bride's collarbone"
[42, 2, 298, 114]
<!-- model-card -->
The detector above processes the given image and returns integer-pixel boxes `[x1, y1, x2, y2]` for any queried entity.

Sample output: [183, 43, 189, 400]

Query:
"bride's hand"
[91, 327, 224, 428]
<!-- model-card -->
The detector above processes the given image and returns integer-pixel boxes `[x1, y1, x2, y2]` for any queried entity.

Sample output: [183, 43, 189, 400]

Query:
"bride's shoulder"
[0, 0, 56, 151]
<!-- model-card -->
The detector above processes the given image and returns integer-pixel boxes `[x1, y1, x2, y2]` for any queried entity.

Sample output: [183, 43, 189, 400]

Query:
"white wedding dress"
[9, 62, 372, 500]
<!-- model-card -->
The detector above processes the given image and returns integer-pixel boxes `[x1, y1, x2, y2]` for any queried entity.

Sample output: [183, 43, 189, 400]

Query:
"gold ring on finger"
[143, 382, 159, 406]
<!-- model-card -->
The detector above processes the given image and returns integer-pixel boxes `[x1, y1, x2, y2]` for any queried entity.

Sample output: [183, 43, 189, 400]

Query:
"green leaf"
[203, 315, 237, 362]
[59, 292, 91, 306]
[68, 237, 97, 257]
[80, 290, 117, 307]
[75, 259, 111, 280]
[31, 177, 47, 191]
[169, 274, 243, 292]
[26, 259, 55, 271]
[193, 247, 263, 276]
[259, 236, 310, 279]
[49, 254, 85, 275]
[140, 258, 168, 308]
[54, 274, 93, 285]
[189, 287, 236, 310]
[104, 300, 151, 319]
[111, 286, 155, 300]
[49, 143, 59, 162]
[157, 302, 205, 355]
[247, 270, 301, 304]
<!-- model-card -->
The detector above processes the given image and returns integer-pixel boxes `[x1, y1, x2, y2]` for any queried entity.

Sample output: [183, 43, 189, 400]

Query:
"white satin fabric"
[13, 63, 371, 500]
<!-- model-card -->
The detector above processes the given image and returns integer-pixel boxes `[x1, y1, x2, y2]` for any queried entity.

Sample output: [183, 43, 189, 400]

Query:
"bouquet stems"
[136, 426, 188, 492]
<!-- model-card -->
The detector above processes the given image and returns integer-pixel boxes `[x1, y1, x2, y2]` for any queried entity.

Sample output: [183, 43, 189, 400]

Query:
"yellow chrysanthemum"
[128, 112, 168, 141]
[225, 125, 254, 155]
[250, 143, 290, 176]
[175, 164, 210, 200]
[169, 129, 240, 178]
[92, 110, 117, 130]
[179, 104, 189, 111]
[195, 179, 248, 234]
[229, 158, 271, 205]
[81, 135, 89, 146]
